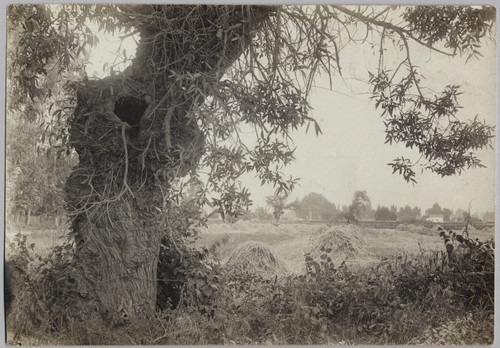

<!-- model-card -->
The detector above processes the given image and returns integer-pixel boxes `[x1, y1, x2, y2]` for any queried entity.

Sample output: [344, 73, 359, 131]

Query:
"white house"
[426, 214, 444, 223]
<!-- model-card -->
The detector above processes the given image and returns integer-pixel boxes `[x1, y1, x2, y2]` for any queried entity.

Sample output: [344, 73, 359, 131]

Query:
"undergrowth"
[6, 226, 494, 345]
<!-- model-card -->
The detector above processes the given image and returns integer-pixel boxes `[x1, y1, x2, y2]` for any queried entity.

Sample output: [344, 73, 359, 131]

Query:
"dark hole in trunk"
[114, 97, 148, 139]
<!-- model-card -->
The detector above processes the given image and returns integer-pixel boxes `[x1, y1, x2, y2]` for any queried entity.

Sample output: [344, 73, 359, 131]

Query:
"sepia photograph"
[3, 3, 496, 345]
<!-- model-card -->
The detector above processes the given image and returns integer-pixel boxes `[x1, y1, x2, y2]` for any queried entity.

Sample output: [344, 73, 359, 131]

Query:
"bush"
[6, 224, 493, 345]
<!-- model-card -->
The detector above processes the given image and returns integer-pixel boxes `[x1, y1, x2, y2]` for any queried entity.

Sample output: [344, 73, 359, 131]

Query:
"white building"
[426, 214, 444, 223]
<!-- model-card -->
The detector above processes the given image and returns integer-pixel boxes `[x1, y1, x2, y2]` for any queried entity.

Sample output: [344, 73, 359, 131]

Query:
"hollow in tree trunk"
[64, 5, 273, 324]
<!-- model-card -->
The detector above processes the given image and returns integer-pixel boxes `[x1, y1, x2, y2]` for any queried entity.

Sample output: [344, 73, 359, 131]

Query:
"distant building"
[426, 214, 444, 223]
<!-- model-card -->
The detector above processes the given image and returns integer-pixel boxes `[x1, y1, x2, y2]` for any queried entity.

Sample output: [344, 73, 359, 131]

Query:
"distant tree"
[365, 203, 376, 220]
[471, 213, 483, 224]
[254, 207, 273, 221]
[375, 205, 397, 221]
[266, 193, 298, 221]
[397, 205, 421, 222]
[443, 208, 453, 222]
[397, 205, 415, 222]
[462, 209, 483, 228]
[412, 206, 421, 219]
[297, 192, 337, 220]
[452, 208, 466, 222]
[344, 190, 371, 224]
[426, 202, 444, 216]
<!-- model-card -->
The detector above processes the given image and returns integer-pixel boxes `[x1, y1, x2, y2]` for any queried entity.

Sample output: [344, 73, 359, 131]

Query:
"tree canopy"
[375, 205, 398, 221]
[397, 205, 421, 222]
[8, 5, 496, 211]
[266, 193, 298, 221]
[343, 190, 371, 223]
[297, 192, 337, 220]
[426, 202, 444, 215]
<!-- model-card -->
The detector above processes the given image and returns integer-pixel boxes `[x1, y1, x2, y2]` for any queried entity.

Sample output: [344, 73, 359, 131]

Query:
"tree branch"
[332, 5, 455, 57]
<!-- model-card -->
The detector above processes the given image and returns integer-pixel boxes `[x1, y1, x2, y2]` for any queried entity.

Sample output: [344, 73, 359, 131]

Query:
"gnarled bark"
[65, 5, 273, 323]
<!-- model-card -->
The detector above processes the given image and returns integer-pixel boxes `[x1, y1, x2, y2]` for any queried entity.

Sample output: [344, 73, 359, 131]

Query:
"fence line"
[279, 219, 494, 230]
[7, 213, 494, 231]
[6, 213, 64, 229]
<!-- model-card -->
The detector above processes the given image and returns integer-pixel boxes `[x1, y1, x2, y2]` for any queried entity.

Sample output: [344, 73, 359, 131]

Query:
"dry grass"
[198, 221, 494, 274]
[224, 241, 287, 278]
[5, 220, 494, 345]
[306, 225, 378, 270]
[11, 221, 492, 271]
[308, 225, 366, 259]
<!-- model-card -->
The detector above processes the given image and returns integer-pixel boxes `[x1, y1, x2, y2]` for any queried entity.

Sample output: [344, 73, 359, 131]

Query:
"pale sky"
[87, 7, 497, 214]
[246, 36, 497, 214]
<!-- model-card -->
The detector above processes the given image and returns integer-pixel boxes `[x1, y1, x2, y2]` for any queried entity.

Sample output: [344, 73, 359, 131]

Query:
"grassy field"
[5, 220, 494, 345]
[6, 220, 492, 260]
[195, 220, 494, 273]
[6, 220, 493, 272]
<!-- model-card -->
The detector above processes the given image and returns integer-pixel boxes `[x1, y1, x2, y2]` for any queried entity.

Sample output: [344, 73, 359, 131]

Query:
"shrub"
[6, 223, 493, 345]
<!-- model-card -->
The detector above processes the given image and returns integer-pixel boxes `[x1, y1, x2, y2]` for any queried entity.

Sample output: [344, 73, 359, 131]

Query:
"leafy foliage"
[427, 202, 444, 215]
[403, 6, 496, 59]
[8, 5, 496, 218]
[344, 190, 371, 223]
[370, 65, 494, 183]
[375, 205, 398, 221]
[6, 222, 494, 345]
[253, 207, 273, 220]
[296, 192, 337, 220]
[155, 189, 222, 313]
[6, 117, 77, 217]
[397, 205, 421, 223]
[266, 193, 298, 221]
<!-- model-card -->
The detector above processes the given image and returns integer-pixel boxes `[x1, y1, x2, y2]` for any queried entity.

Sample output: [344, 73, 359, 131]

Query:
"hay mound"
[224, 241, 286, 278]
[308, 226, 366, 262]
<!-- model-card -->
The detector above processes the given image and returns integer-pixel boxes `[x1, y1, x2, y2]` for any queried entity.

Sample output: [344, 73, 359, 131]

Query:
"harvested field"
[196, 222, 494, 274]
[5, 220, 495, 345]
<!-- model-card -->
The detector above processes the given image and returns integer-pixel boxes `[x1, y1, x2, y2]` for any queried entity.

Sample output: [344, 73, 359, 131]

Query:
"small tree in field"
[266, 194, 298, 221]
[7, 4, 496, 326]
[344, 190, 371, 224]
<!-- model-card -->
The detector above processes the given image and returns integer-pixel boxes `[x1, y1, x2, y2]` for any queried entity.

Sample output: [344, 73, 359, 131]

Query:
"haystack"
[224, 241, 286, 278]
[308, 226, 367, 262]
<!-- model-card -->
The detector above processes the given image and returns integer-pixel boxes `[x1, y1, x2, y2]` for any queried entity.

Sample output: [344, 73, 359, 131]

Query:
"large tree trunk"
[65, 5, 273, 324]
